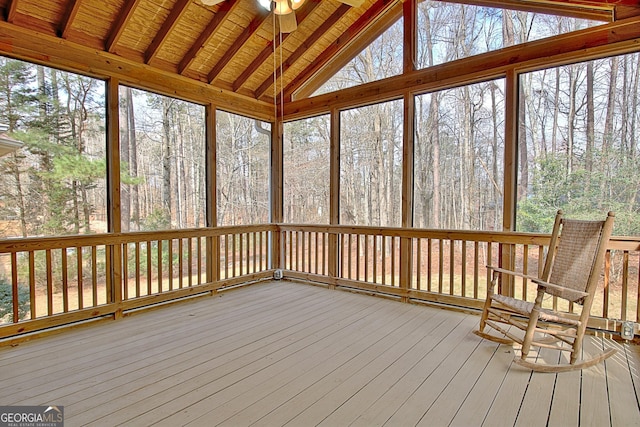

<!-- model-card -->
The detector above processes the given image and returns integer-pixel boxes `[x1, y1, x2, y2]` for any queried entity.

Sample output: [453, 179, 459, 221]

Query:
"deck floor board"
[1, 281, 638, 427]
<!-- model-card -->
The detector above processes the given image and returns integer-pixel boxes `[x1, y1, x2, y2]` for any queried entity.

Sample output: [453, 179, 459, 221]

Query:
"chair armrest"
[486, 265, 589, 298]
[530, 278, 589, 298]
[487, 265, 540, 282]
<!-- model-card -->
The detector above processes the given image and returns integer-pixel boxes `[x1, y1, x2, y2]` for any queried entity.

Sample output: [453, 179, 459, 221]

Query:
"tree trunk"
[121, 89, 131, 232]
[162, 97, 173, 219]
[126, 88, 140, 230]
[586, 61, 595, 178]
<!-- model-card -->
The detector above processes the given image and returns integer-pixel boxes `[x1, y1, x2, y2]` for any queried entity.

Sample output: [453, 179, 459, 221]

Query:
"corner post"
[106, 77, 123, 318]
[328, 108, 341, 288]
[206, 103, 219, 291]
[271, 111, 284, 273]
[399, 0, 417, 302]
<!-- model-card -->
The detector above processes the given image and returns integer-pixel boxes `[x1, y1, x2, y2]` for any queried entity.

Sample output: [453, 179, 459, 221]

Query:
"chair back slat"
[547, 219, 605, 303]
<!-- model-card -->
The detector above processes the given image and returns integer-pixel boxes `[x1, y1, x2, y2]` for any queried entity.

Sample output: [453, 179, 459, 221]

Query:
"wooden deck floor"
[1, 281, 639, 426]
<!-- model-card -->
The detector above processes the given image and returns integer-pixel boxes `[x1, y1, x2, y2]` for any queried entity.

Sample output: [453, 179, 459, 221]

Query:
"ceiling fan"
[200, 0, 364, 33]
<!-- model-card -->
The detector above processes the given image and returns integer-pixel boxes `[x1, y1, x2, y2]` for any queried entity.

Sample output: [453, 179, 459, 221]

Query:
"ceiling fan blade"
[201, 0, 225, 5]
[279, 12, 297, 33]
[337, 0, 364, 7]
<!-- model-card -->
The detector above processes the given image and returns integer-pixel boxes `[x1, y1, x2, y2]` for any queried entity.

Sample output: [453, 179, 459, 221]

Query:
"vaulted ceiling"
[1, 0, 638, 111]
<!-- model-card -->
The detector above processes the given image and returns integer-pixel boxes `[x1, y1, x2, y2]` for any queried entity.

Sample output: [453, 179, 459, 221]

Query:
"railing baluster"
[11, 252, 18, 323]
[178, 238, 184, 289]
[373, 235, 378, 284]
[391, 236, 396, 287]
[522, 245, 529, 301]
[146, 241, 152, 295]
[415, 238, 421, 290]
[348, 234, 353, 280]
[77, 247, 84, 309]
[381, 236, 386, 285]
[473, 241, 479, 299]
[197, 236, 203, 285]
[92, 246, 98, 307]
[29, 251, 36, 319]
[636, 253, 640, 323]
[365, 235, 370, 283]
[122, 244, 128, 301]
[427, 239, 432, 292]
[134, 242, 140, 297]
[302, 231, 306, 272]
[157, 240, 163, 293]
[485, 243, 492, 299]
[356, 234, 361, 281]
[238, 233, 243, 276]
[461, 240, 467, 297]
[168, 239, 174, 291]
[449, 240, 454, 295]
[603, 250, 610, 319]
[46, 249, 53, 316]
[622, 250, 629, 321]
[438, 239, 444, 294]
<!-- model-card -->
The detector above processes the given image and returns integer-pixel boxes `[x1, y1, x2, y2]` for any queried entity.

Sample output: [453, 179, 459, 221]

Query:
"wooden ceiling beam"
[5, 0, 18, 23]
[145, 0, 191, 64]
[255, 3, 351, 101]
[207, 6, 269, 84]
[231, 0, 320, 92]
[284, 0, 398, 101]
[105, 0, 142, 53]
[436, 0, 614, 21]
[615, 5, 640, 19]
[59, 0, 82, 39]
[178, 0, 239, 75]
[403, 0, 417, 73]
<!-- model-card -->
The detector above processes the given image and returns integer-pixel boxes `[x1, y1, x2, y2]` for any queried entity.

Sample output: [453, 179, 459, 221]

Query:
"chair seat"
[492, 293, 581, 326]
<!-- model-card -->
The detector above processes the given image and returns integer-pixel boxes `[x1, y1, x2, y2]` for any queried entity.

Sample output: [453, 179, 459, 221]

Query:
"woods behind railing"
[0, 224, 638, 340]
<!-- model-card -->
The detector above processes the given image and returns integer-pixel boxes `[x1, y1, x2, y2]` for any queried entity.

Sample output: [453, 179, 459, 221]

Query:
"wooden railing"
[280, 225, 640, 334]
[1, 223, 638, 340]
[0, 225, 275, 339]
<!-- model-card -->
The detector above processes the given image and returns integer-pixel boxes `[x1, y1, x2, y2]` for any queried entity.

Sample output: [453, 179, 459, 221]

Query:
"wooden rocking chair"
[475, 210, 616, 372]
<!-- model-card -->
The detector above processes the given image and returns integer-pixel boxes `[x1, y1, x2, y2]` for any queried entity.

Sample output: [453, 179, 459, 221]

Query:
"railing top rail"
[275, 224, 640, 251]
[0, 224, 277, 253]
[0, 223, 636, 253]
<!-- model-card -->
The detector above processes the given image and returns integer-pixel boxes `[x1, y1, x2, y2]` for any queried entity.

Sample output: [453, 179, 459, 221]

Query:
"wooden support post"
[400, 91, 415, 302]
[500, 69, 519, 297]
[271, 113, 283, 273]
[403, 0, 417, 74]
[206, 103, 219, 293]
[328, 108, 340, 288]
[106, 78, 123, 318]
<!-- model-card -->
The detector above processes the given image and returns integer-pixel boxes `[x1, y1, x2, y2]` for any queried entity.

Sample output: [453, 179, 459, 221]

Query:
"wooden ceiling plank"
[207, 8, 269, 84]
[255, 3, 352, 100]
[178, 0, 239, 75]
[105, 0, 143, 53]
[5, 0, 18, 23]
[59, 0, 82, 39]
[5, 12, 59, 37]
[437, 0, 614, 21]
[0, 19, 274, 120]
[231, 0, 320, 92]
[145, 0, 191, 64]
[284, 0, 398, 101]
[615, 5, 640, 19]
